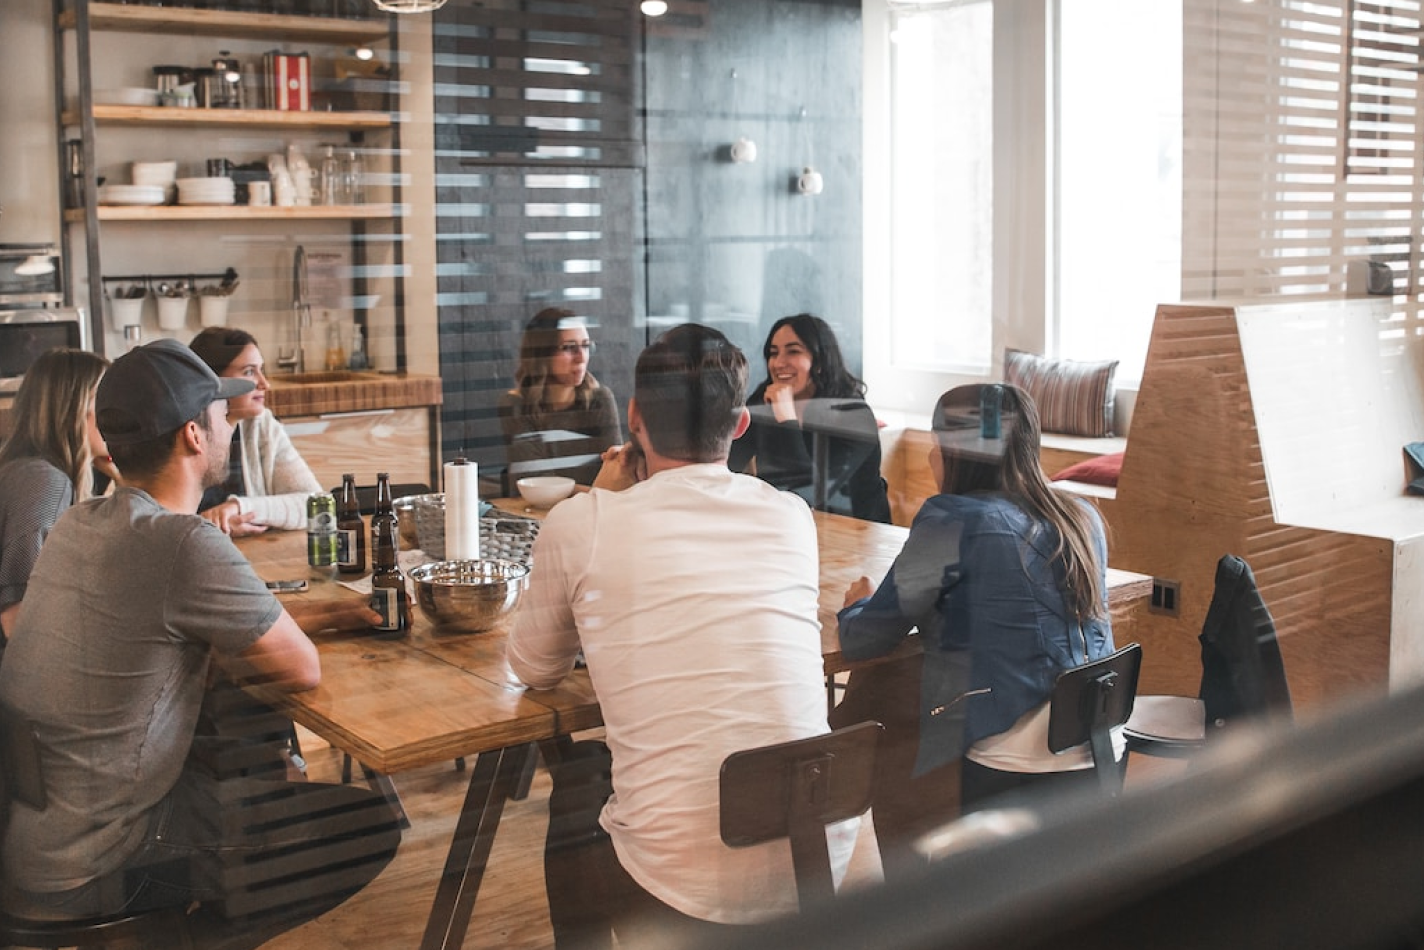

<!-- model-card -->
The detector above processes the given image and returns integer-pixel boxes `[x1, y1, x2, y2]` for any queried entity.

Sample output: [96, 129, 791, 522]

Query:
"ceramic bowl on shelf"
[131, 161, 178, 187]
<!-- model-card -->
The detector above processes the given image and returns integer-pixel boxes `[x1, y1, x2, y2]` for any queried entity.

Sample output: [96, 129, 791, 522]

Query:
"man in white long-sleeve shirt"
[507, 324, 857, 949]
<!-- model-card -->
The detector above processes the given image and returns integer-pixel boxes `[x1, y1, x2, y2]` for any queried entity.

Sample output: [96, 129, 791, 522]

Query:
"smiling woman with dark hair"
[727, 313, 891, 522]
[499, 307, 622, 486]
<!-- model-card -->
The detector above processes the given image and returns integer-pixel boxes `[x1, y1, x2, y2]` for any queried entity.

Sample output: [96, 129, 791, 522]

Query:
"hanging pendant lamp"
[370, 0, 448, 13]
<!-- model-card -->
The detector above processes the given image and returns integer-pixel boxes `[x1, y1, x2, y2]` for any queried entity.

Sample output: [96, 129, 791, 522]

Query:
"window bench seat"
[879, 422, 1126, 528]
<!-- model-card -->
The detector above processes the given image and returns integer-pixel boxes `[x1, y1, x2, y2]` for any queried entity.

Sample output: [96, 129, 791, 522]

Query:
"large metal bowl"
[393, 493, 441, 550]
[409, 559, 530, 633]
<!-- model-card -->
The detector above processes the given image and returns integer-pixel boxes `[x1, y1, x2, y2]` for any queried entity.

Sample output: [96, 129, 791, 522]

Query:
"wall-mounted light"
[15, 255, 55, 277]
[796, 167, 824, 196]
[729, 137, 757, 164]
[352, 46, 376, 61]
[641, 0, 669, 16]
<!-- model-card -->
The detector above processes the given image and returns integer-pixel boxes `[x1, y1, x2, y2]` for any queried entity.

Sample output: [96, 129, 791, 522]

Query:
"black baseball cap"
[96, 338, 255, 446]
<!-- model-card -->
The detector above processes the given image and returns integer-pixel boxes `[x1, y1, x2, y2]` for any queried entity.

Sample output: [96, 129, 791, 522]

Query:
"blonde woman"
[499, 307, 621, 486]
[0, 348, 111, 639]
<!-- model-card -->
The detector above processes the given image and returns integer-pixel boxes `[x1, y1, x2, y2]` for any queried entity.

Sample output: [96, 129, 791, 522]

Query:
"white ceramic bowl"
[516, 475, 576, 508]
[132, 161, 178, 186]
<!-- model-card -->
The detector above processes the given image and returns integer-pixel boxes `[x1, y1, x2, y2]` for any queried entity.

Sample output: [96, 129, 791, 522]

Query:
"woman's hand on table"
[288, 598, 383, 635]
[201, 499, 266, 537]
[593, 440, 645, 492]
[843, 575, 876, 609]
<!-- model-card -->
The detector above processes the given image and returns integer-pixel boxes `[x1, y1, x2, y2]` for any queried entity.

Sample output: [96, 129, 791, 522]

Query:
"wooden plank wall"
[1109, 302, 1394, 711]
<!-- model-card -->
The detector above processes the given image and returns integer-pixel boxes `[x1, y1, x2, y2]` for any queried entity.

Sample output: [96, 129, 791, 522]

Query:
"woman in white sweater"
[190, 327, 323, 535]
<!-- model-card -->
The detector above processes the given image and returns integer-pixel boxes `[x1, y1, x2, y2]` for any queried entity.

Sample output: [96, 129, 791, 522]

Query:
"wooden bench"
[880, 423, 1125, 528]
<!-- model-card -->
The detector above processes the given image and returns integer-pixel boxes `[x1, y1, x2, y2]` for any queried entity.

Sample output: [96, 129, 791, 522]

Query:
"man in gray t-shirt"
[0, 340, 399, 940]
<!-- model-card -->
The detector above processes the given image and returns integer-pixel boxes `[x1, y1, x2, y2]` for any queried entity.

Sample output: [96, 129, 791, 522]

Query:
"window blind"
[1184, 0, 1422, 312]
[432, 0, 642, 471]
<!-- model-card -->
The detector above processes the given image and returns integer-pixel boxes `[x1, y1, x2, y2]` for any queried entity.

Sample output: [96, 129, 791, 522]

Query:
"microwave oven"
[0, 309, 91, 394]
[0, 244, 64, 309]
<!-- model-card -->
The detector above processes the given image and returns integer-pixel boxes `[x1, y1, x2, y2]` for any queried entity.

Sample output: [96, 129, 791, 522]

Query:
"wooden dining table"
[235, 503, 1151, 950]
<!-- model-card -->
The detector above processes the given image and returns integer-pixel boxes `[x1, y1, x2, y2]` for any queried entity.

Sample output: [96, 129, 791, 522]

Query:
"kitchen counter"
[267, 370, 444, 491]
[0, 372, 446, 490]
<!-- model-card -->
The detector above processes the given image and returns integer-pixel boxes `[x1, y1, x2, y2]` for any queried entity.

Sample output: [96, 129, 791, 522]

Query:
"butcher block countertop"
[0, 373, 443, 466]
[264, 370, 443, 417]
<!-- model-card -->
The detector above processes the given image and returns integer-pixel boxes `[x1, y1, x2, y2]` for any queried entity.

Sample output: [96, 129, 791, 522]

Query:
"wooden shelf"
[58, 3, 390, 44]
[64, 104, 393, 130]
[68, 203, 398, 222]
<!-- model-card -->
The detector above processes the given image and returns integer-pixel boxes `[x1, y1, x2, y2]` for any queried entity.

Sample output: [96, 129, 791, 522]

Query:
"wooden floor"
[260, 727, 887, 950]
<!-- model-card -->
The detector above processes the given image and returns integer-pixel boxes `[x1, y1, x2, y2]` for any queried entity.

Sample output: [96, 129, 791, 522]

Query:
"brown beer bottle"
[336, 473, 366, 575]
[369, 473, 408, 635]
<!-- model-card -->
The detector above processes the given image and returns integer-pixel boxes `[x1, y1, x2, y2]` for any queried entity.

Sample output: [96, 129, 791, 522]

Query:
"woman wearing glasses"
[499, 307, 622, 487]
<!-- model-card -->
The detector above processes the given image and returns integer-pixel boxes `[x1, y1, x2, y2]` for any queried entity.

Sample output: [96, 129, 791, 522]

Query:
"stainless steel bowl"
[409, 559, 530, 633]
[393, 493, 441, 550]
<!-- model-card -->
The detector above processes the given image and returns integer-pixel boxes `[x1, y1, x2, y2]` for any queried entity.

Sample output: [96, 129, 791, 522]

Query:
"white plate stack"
[97, 184, 167, 206]
[176, 177, 236, 207]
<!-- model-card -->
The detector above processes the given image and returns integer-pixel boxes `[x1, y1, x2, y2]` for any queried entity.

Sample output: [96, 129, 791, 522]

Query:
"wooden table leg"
[360, 763, 412, 829]
[419, 742, 536, 950]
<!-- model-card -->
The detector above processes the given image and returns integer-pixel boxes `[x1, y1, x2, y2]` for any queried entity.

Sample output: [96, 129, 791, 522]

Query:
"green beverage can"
[307, 492, 338, 567]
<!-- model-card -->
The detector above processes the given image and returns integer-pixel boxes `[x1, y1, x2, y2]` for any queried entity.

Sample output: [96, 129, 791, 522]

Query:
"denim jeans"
[542, 739, 739, 950]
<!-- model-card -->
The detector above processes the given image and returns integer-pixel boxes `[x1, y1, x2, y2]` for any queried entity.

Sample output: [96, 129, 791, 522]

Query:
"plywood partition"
[1109, 300, 1407, 711]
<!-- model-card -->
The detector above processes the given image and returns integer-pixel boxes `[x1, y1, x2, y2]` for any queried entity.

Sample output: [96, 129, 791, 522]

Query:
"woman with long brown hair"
[0, 347, 111, 639]
[499, 307, 621, 486]
[837, 383, 1114, 812]
[189, 327, 324, 534]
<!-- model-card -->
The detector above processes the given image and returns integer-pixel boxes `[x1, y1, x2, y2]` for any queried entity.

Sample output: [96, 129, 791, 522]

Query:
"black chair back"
[1048, 643, 1142, 795]
[0, 701, 47, 812]
[720, 721, 882, 910]
[0, 702, 196, 948]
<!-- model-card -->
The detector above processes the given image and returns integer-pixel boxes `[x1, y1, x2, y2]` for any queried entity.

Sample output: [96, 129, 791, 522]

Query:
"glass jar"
[319, 145, 344, 205]
[342, 149, 366, 204]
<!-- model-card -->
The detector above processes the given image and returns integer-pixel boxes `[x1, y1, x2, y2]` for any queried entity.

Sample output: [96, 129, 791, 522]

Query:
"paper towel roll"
[444, 458, 481, 560]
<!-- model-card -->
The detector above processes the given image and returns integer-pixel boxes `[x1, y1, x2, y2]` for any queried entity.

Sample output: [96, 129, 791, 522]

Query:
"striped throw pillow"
[1004, 349, 1118, 437]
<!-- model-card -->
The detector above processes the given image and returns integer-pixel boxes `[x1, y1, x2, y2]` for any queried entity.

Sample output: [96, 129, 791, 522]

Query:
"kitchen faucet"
[277, 244, 311, 373]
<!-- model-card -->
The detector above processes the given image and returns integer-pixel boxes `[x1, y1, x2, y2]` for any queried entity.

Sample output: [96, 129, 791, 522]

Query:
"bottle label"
[337, 528, 356, 567]
[370, 586, 403, 631]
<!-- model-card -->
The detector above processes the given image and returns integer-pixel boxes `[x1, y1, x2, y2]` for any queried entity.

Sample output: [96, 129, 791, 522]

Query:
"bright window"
[888, 1, 994, 373]
[1055, 0, 1181, 381]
